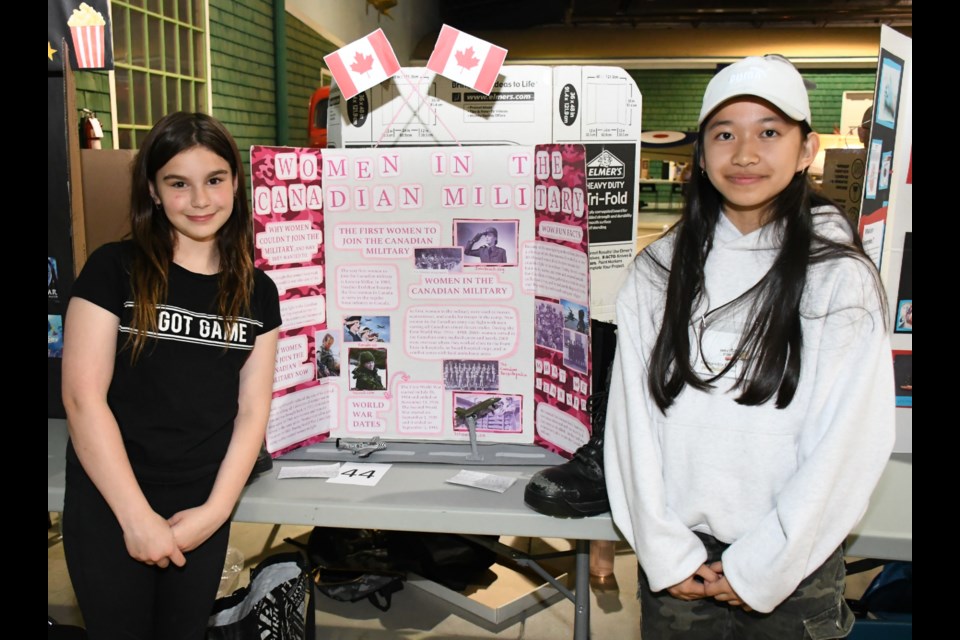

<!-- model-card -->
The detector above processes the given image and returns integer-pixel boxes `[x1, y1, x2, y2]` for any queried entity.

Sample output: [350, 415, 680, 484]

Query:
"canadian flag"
[324, 29, 401, 100]
[426, 25, 507, 95]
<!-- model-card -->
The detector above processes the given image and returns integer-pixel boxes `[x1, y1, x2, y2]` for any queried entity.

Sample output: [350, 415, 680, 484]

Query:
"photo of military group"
[443, 359, 499, 391]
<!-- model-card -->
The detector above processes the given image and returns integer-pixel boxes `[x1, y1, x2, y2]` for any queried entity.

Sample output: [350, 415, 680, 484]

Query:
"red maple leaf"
[350, 51, 374, 74]
[454, 47, 480, 70]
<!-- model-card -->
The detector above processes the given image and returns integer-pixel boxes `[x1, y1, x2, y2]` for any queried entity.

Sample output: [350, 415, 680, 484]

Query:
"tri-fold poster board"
[856, 25, 912, 452]
[253, 144, 593, 458]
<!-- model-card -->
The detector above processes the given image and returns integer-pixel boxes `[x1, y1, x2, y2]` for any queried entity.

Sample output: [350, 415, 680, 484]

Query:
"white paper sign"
[326, 462, 392, 486]
[445, 469, 517, 493]
[277, 463, 341, 479]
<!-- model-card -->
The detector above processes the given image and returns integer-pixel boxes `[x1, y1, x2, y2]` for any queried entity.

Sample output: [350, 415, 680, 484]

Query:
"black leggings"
[62, 464, 230, 640]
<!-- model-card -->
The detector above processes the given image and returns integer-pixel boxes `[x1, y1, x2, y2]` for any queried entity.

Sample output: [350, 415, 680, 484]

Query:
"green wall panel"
[285, 14, 338, 148]
[630, 68, 877, 135]
[71, 71, 113, 149]
[210, 0, 276, 168]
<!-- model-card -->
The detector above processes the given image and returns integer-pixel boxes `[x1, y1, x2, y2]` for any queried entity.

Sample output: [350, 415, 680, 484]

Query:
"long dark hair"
[127, 112, 254, 361]
[646, 120, 883, 412]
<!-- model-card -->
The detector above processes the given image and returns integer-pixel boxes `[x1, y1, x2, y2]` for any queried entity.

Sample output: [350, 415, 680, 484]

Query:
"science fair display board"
[252, 145, 593, 459]
[857, 25, 912, 453]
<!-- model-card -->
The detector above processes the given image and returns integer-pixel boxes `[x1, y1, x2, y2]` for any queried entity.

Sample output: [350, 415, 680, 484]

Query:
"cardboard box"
[327, 65, 644, 323]
[553, 67, 643, 323]
[327, 66, 553, 148]
[552, 66, 641, 144]
[80, 149, 136, 258]
[820, 148, 867, 227]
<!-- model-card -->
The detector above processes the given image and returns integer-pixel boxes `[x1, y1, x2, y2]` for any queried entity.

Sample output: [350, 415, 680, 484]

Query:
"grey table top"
[48, 419, 911, 559]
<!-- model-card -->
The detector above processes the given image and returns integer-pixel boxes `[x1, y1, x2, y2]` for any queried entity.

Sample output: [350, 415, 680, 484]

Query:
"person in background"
[604, 55, 894, 638]
[61, 112, 281, 639]
[464, 226, 508, 264]
[857, 105, 874, 146]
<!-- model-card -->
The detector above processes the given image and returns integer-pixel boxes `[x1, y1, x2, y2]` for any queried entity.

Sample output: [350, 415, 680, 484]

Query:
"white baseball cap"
[698, 55, 812, 126]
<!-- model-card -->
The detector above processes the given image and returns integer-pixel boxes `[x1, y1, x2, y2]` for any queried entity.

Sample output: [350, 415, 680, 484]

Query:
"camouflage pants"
[637, 532, 854, 639]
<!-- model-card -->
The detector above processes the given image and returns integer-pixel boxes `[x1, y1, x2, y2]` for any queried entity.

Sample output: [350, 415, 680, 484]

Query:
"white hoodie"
[604, 207, 895, 613]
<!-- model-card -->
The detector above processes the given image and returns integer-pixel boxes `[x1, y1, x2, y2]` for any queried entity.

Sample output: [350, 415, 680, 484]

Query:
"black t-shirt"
[66, 241, 281, 483]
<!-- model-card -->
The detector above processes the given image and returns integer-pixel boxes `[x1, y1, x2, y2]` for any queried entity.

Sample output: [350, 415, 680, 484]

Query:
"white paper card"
[326, 462, 392, 486]
[278, 463, 341, 479]
[445, 470, 518, 493]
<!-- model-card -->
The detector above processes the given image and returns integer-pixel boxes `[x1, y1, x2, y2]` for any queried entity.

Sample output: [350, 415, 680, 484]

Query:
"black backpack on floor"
[289, 527, 498, 609]
[288, 527, 405, 611]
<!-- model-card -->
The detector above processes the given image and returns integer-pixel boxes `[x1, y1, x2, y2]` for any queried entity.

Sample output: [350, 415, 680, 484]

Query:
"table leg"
[574, 539, 590, 640]
[261, 523, 282, 557]
[461, 534, 593, 639]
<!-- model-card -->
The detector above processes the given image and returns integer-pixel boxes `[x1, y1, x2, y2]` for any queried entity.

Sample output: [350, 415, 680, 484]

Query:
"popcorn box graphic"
[70, 24, 105, 68]
[67, 3, 107, 69]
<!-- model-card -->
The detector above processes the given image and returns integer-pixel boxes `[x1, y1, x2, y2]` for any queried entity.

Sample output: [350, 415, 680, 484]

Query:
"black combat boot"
[247, 442, 273, 485]
[524, 320, 616, 518]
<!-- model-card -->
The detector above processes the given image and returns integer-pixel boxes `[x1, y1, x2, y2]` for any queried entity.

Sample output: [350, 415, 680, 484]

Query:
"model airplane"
[335, 436, 386, 458]
[455, 397, 501, 422]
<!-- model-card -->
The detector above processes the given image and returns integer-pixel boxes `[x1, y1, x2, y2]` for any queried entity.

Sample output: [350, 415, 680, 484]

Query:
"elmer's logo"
[586, 149, 624, 179]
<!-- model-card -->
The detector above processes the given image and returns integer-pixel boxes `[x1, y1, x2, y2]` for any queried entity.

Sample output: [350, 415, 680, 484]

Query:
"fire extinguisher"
[79, 108, 103, 149]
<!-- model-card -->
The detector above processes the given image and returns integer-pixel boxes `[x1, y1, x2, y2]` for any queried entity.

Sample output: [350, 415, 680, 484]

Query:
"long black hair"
[646, 120, 883, 412]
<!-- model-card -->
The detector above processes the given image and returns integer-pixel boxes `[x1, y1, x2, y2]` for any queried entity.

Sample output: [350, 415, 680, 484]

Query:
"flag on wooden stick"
[324, 28, 401, 100]
[426, 25, 507, 95]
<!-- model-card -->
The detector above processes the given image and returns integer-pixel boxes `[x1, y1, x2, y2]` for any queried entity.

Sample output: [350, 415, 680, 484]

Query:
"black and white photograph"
[443, 359, 499, 391]
[414, 247, 464, 271]
[454, 219, 519, 266]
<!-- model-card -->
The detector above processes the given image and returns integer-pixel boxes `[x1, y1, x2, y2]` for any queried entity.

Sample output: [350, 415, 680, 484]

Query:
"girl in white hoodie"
[604, 55, 895, 638]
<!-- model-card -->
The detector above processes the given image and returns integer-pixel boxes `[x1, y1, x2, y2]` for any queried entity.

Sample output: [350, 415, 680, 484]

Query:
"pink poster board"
[531, 145, 592, 455]
[251, 146, 332, 455]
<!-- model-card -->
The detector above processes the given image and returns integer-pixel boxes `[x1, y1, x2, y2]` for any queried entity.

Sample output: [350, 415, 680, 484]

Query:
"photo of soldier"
[316, 332, 341, 379]
[454, 220, 519, 266]
[563, 328, 588, 373]
[349, 348, 387, 391]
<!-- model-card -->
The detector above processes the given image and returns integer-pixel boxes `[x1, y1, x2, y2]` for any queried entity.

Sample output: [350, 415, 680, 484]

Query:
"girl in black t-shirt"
[61, 112, 281, 638]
